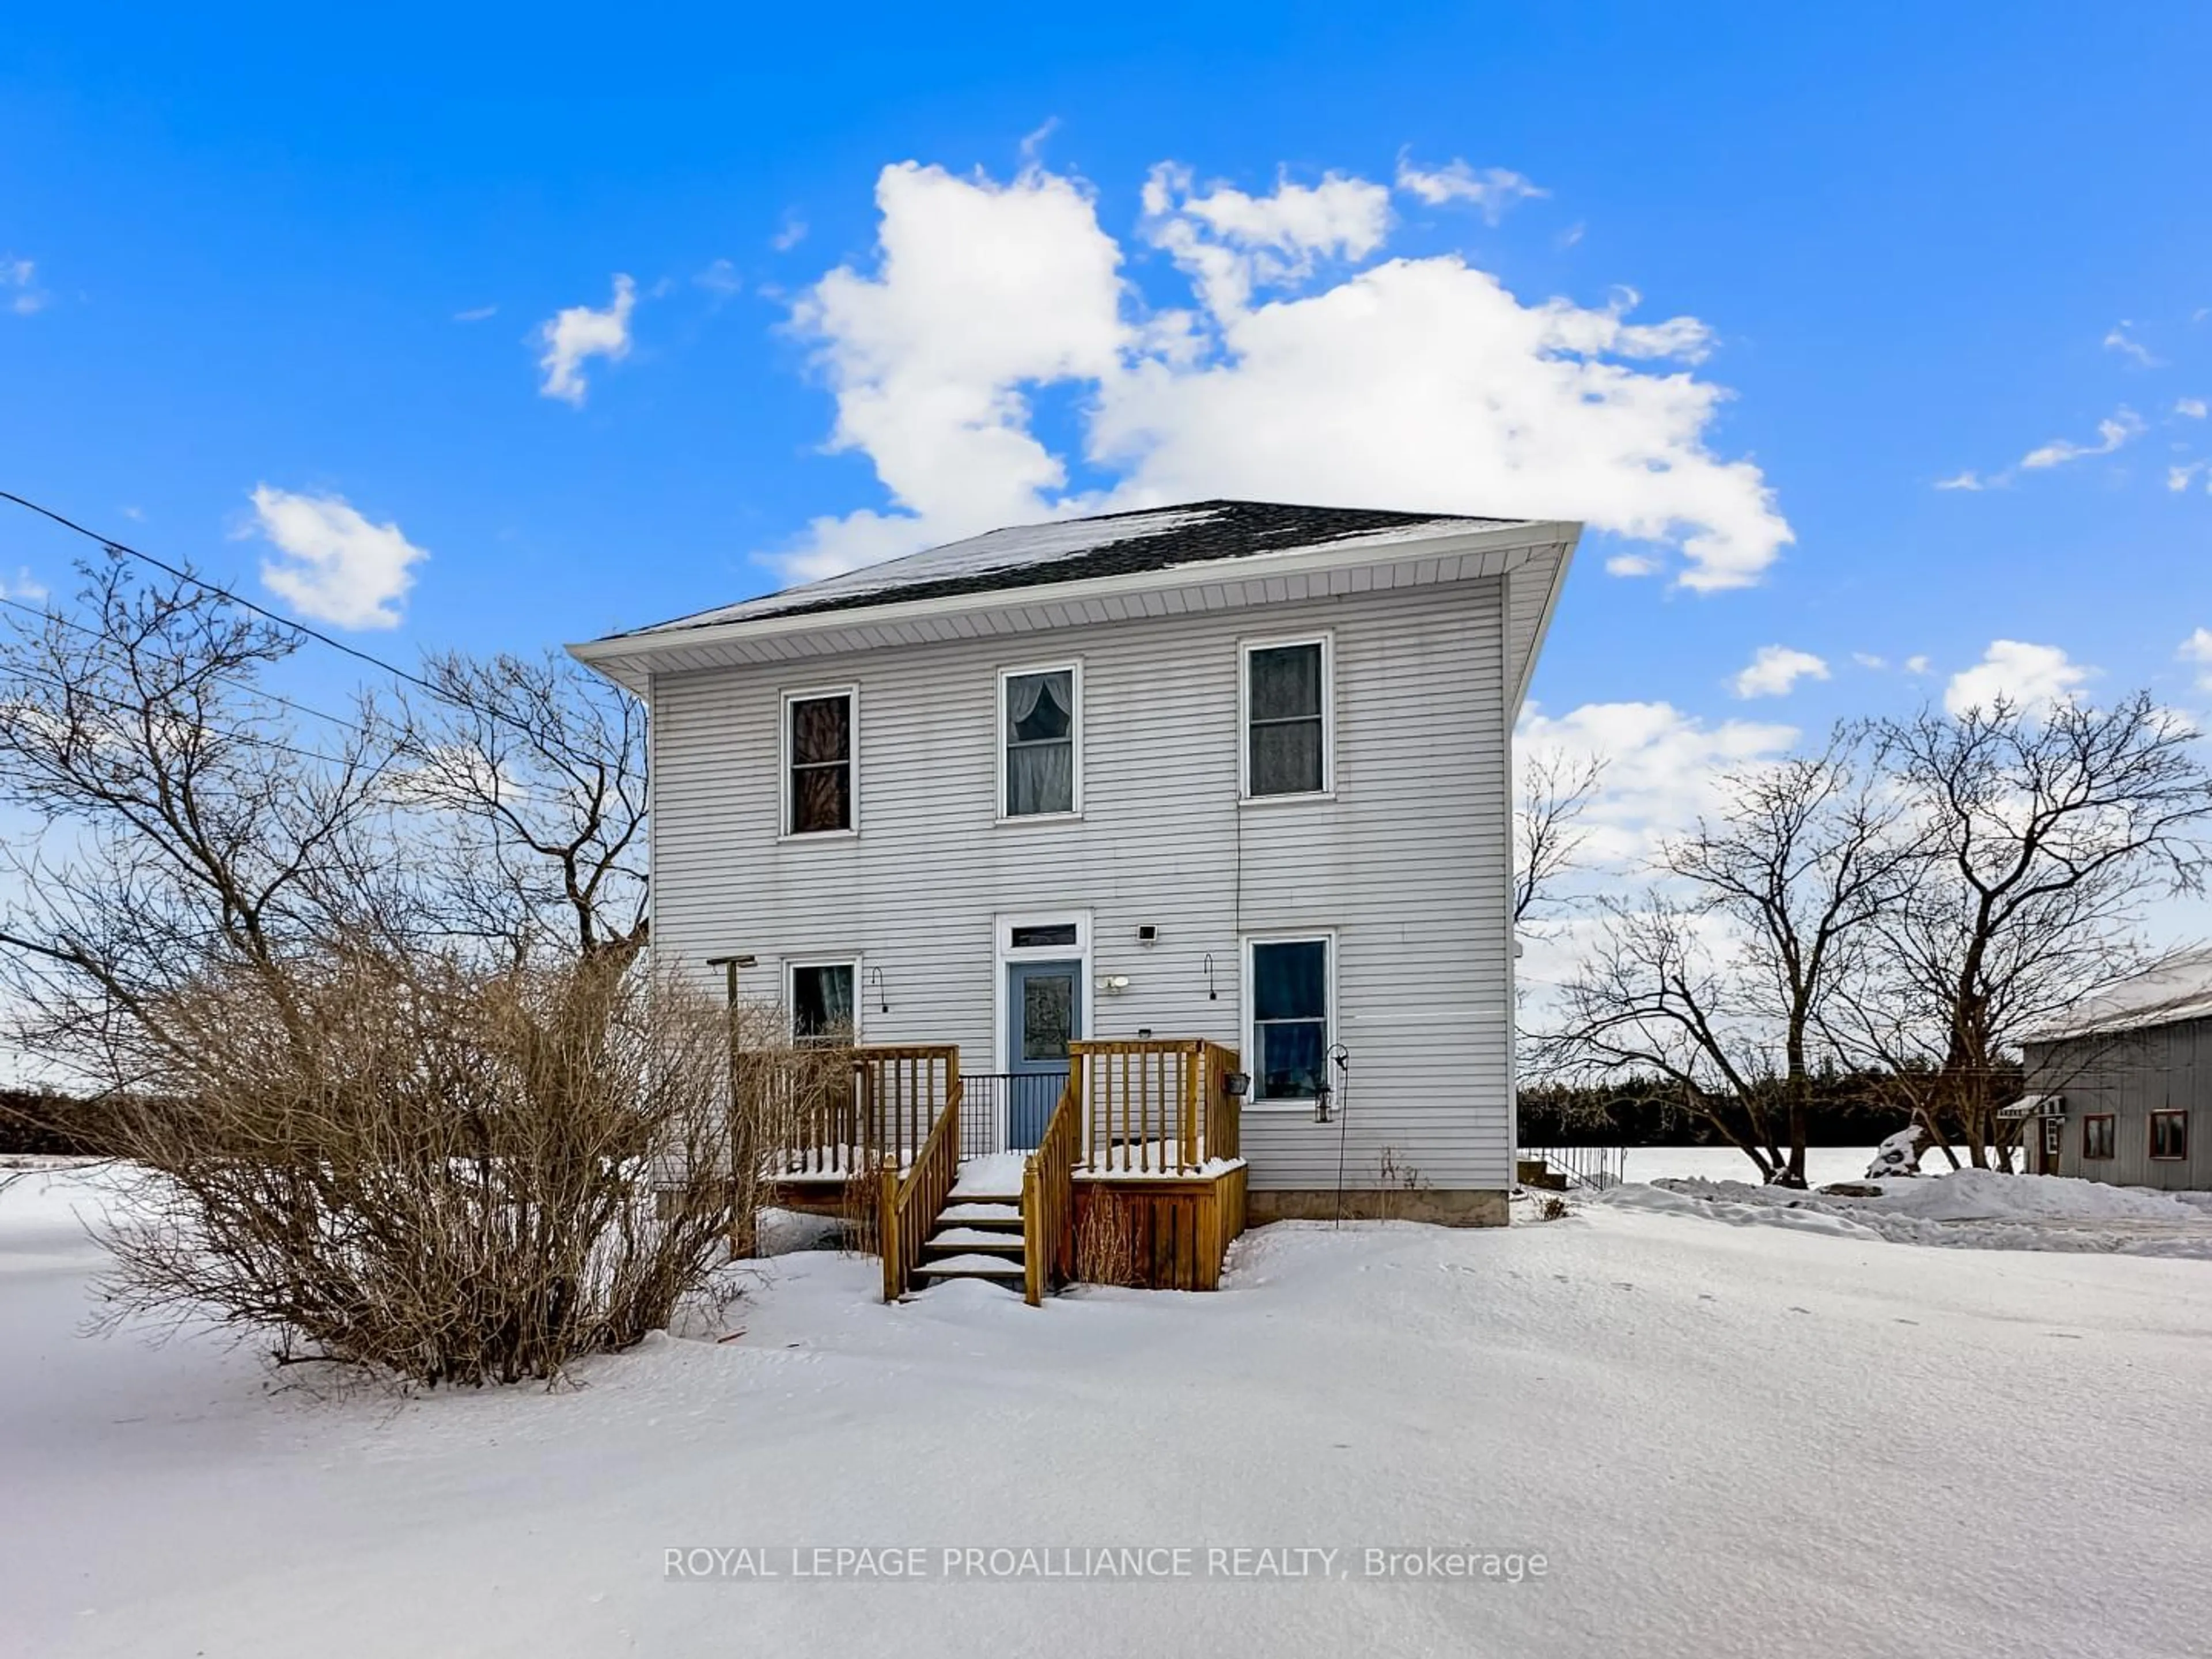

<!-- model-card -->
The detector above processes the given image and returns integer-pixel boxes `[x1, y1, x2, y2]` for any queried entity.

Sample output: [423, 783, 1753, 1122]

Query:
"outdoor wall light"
[1137, 925, 1158, 945]
[1097, 974, 1131, 994]
[1222, 1073, 1249, 1097]
[1203, 952, 1218, 1001]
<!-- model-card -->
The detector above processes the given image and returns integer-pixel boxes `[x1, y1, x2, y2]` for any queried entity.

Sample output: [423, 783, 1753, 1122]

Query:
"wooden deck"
[746, 1038, 1247, 1301]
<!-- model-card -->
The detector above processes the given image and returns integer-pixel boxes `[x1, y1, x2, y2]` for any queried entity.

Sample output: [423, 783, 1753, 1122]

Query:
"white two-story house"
[573, 499, 1577, 1277]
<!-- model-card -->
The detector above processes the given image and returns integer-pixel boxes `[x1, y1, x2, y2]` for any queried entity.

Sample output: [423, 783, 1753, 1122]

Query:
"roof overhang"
[570, 518, 1581, 697]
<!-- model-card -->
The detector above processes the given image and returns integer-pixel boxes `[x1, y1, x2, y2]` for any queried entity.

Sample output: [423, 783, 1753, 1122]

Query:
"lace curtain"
[1006, 671, 1074, 815]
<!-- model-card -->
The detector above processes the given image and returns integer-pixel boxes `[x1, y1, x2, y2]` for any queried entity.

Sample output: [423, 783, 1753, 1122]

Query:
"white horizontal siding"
[649, 579, 1513, 1191]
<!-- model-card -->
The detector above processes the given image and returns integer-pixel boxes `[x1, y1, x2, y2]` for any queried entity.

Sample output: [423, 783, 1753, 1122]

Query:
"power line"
[1, 651, 582, 809]
[0, 489, 452, 701]
[0, 592, 373, 739]
[0, 488, 615, 809]
[1, 659, 376, 773]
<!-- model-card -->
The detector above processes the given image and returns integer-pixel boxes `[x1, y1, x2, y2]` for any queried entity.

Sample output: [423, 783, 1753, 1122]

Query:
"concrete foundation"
[1244, 1187, 1510, 1228]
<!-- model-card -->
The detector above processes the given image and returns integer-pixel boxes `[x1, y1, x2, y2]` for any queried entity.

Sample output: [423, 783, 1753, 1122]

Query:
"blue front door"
[1006, 959, 1081, 1150]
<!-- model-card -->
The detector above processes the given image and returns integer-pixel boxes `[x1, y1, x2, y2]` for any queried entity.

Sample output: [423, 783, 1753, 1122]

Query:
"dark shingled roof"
[616, 499, 1529, 637]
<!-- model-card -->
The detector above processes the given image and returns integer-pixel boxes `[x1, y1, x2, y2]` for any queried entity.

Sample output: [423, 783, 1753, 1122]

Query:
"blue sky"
[4, 2, 2210, 832]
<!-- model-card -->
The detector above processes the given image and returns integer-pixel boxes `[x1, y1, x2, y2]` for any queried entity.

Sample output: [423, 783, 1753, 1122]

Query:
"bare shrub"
[1074, 1191, 1143, 1287]
[96, 949, 793, 1387]
[1371, 1147, 1426, 1221]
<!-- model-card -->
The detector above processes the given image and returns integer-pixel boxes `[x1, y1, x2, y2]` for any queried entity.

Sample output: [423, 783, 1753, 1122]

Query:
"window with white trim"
[789, 961, 856, 1043]
[1243, 638, 1330, 798]
[785, 690, 854, 835]
[1002, 665, 1078, 817]
[1249, 937, 1330, 1101]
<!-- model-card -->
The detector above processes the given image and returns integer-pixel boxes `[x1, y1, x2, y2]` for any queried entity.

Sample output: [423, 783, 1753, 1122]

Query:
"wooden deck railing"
[1072, 1039, 1243, 1176]
[746, 1044, 961, 1177]
[881, 1076, 963, 1301]
[1022, 1074, 1082, 1305]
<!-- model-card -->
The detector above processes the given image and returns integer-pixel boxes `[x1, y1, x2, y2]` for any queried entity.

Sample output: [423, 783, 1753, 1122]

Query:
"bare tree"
[1546, 734, 1915, 1185]
[0, 552, 397, 1088]
[1514, 749, 1608, 924]
[389, 650, 649, 969]
[1834, 694, 2212, 1171]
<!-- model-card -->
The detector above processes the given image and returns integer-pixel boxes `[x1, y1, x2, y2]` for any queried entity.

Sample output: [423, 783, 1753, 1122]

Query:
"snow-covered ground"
[1611, 1167, 2212, 1257]
[1618, 1143, 1984, 1186]
[6, 1164, 2211, 1658]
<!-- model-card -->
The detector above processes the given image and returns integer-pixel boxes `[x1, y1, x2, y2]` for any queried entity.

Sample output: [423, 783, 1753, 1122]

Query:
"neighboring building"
[572, 499, 1577, 1278]
[2018, 952, 2212, 1190]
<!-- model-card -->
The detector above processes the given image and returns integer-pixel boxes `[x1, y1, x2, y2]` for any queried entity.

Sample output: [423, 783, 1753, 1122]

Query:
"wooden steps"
[908, 1175, 1027, 1293]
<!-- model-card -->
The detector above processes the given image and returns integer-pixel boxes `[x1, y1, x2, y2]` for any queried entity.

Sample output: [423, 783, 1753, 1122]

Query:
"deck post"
[878, 1162, 900, 1302]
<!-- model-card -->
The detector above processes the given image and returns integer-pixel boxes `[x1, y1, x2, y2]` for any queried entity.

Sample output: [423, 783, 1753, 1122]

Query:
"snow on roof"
[2022, 950, 2212, 1044]
[608, 499, 1527, 639]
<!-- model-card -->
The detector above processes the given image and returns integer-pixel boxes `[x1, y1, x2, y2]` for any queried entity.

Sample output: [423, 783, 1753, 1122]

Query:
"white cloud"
[1934, 469, 1994, 491]
[2180, 628, 2212, 691]
[781, 157, 1793, 592]
[247, 486, 429, 630]
[695, 259, 741, 297]
[772, 214, 809, 252]
[1605, 552, 1660, 577]
[2, 255, 47, 316]
[1903, 654, 1931, 675]
[454, 304, 498, 323]
[1518, 700, 1800, 868]
[1393, 154, 1547, 224]
[1732, 644, 1830, 699]
[2176, 397, 2207, 419]
[0, 566, 48, 602]
[536, 274, 637, 405]
[2020, 408, 2143, 470]
[1851, 652, 1887, 670]
[1142, 164, 1393, 316]
[1943, 639, 2093, 717]
[2103, 322, 2161, 368]
[2171, 461, 2206, 494]
[2178, 629, 2212, 688]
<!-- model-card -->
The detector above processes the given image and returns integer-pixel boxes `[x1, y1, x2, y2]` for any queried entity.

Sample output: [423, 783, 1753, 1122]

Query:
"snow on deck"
[948, 1152, 1028, 1199]
[5, 1164, 2212, 1658]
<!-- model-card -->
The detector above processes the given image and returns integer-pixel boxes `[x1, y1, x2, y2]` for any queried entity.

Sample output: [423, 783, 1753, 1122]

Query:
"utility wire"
[0, 488, 623, 810]
[0, 489, 457, 704]
[0, 592, 374, 739]
[1, 659, 376, 773]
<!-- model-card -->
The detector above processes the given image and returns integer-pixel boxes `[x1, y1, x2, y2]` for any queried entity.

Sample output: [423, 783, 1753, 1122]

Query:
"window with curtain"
[1251, 938, 1328, 1100]
[2082, 1114, 2115, 1160]
[2152, 1109, 2188, 1161]
[1245, 641, 1326, 797]
[790, 963, 855, 1042]
[1003, 667, 1076, 817]
[787, 692, 853, 834]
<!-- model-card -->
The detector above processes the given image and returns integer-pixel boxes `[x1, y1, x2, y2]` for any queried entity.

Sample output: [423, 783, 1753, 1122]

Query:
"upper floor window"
[1243, 637, 1331, 798]
[785, 688, 855, 835]
[1002, 665, 1079, 818]
[2151, 1109, 2188, 1162]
